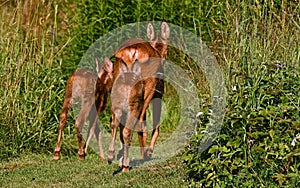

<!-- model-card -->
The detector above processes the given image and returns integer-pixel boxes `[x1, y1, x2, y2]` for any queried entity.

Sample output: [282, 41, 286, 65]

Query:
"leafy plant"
[183, 1, 300, 187]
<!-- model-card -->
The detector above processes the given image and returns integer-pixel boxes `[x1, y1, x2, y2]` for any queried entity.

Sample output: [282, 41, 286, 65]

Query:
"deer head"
[95, 57, 114, 92]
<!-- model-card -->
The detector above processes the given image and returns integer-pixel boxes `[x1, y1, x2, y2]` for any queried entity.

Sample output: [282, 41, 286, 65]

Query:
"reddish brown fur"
[53, 58, 113, 160]
[110, 61, 144, 172]
[108, 21, 170, 164]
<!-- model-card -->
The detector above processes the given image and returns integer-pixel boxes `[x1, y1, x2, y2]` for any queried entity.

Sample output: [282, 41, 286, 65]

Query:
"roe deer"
[108, 21, 170, 162]
[110, 61, 144, 172]
[53, 57, 113, 160]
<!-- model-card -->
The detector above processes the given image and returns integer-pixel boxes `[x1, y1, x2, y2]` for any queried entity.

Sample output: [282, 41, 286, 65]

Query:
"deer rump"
[54, 58, 113, 161]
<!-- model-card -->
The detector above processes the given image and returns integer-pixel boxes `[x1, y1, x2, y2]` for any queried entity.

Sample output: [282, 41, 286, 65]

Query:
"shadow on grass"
[112, 157, 157, 175]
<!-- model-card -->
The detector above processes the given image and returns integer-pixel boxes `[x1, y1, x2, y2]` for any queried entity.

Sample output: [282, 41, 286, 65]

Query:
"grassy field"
[0, 0, 299, 187]
[0, 154, 187, 187]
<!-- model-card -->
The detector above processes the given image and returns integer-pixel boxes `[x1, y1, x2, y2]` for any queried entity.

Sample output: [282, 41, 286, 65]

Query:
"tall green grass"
[0, 1, 69, 159]
[0, 0, 299, 186]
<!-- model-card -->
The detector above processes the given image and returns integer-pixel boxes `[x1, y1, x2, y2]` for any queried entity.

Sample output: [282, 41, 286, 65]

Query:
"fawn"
[108, 21, 170, 163]
[110, 60, 144, 172]
[53, 57, 113, 160]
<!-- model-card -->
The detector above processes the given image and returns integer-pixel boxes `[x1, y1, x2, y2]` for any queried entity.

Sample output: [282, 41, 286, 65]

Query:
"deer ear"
[120, 61, 128, 73]
[160, 21, 170, 40]
[95, 58, 102, 75]
[147, 22, 156, 42]
[104, 57, 113, 73]
[132, 61, 141, 76]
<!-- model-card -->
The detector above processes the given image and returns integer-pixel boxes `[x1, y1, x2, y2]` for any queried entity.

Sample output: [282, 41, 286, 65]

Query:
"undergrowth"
[0, 0, 299, 187]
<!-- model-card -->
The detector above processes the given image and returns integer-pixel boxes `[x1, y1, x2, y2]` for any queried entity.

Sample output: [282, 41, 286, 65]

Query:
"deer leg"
[122, 105, 144, 172]
[136, 79, 159, 159]
[147, 98, 162, 157]
[92, 97, 107, 161]
[54, 97, 71, 160]
[85, 105, 96, 155]
[118, 125, 125, 167]
[147, 77, 164, 158]
[137, 88, 156, 159]
[122, 111, 138, 172]
[137, 117, 147, 160]
[93, 121, 105, 161]
[108, 109, 122, 164]
[122, 126, 133, 172]
[75, 102, 92, 160]
[85, 104, 105, 160]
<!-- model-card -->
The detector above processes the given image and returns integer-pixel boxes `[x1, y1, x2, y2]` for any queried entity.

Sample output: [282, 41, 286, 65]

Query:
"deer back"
[65, 58, 113, 109]
[67, 69, 98, 101]
[114, 38, 162, 81]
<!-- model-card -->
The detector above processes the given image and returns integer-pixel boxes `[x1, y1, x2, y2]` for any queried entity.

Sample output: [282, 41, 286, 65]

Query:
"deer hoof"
[108, 150, 114, 164]
[100, 156, 105, 161]
[122, 166, 130, 172]
[78, 152, 85, 160]
[146, 148, 153, 159]
[53, 152, 60, 160]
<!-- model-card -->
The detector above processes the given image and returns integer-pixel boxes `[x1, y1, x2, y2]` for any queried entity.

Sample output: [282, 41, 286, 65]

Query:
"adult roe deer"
[111, 61, 144, 172]
[108, 21, 170, 163]
[53, 57, 113, 160]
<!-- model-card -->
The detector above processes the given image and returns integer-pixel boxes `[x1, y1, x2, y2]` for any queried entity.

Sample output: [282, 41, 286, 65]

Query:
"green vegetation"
[0, 154, 187, 187]
[0, 0, 65, 159]
[0, 0, 299, 187]
[182, 1, 300, 187]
